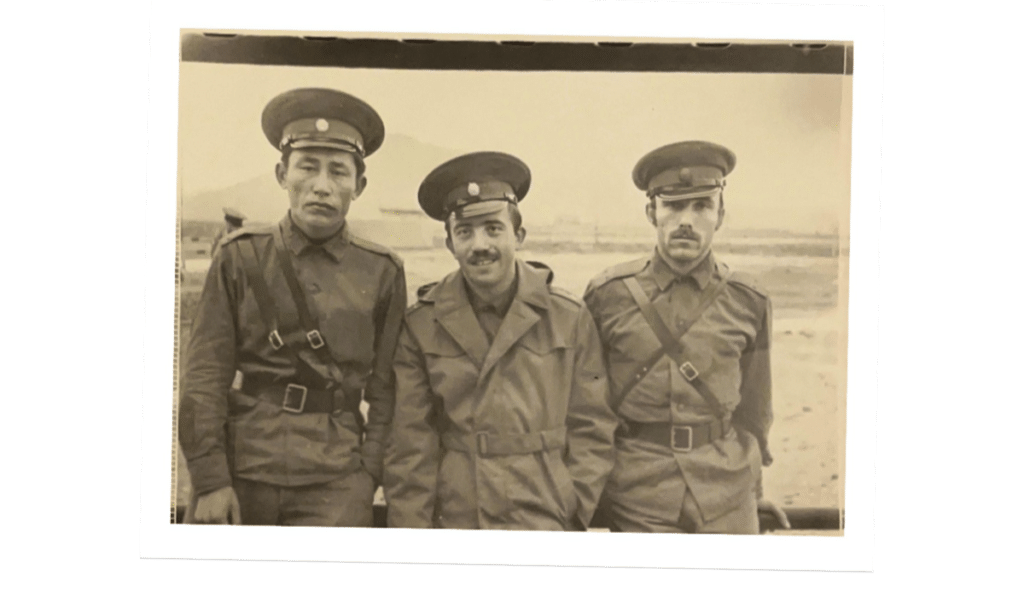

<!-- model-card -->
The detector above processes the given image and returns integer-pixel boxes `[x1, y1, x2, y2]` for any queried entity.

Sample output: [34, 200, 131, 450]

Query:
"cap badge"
[467, 182, 480, 196]
[315, 118, 329, 132]
[678, 168, 693, 184]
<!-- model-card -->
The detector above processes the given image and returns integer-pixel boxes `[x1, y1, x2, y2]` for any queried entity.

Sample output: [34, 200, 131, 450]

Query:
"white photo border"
[142, 0, 880, 571]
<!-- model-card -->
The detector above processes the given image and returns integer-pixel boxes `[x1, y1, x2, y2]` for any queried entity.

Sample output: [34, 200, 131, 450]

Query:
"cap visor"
[656, 187, 721, 202]
[288, 139, 361, 154]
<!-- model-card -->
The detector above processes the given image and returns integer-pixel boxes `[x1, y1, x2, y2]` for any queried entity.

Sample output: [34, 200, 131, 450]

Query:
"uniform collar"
[426, 259, 551, 314]
[466, 276, 518, 318]
[650, 248, 716, 291]
[281, 212, 350, 262]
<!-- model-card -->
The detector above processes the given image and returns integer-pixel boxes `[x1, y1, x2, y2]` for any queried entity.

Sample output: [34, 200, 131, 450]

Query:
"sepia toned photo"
[173, 30, 851, 539]
[140, 1, 884, 568]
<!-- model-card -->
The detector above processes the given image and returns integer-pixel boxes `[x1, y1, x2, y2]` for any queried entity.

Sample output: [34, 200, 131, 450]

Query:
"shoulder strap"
[237, 238, 284, 349]
[269, 225, 348, 384]
[611, 273, 732, 411]
[237, 237, 331, 383]
[586, 257, 650, 295]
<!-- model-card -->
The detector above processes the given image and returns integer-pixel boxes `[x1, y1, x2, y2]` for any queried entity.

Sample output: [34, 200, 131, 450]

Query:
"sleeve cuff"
[186, 453, 232, 496]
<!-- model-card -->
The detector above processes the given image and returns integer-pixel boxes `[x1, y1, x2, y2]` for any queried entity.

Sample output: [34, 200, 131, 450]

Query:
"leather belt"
[618, 418, 730, 453]
[441, 426, 567, 457]
[240, 380, 345, 415]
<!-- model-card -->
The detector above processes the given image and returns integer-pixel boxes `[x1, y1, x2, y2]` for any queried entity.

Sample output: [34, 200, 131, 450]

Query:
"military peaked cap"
[417, 151, 531, 222]
[261, 88, 385, 158]
[633, 141, 736, 201]
[222, 207, 246, 224]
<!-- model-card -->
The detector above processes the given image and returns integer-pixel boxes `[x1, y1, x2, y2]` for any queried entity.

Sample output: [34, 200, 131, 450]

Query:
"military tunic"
[179, 213, 407, 501]
[583, 250, 772, 531]
[384, 260, 617, 531]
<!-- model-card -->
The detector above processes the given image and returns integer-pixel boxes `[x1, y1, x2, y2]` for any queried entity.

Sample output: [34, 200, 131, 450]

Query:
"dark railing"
[174, 504, 843, 532]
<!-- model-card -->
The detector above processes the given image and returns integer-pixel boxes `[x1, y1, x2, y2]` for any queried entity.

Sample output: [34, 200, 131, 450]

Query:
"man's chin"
[462, 263, 509, 287]
[296, 212, 344, 237]
[664, 246, 703, 265]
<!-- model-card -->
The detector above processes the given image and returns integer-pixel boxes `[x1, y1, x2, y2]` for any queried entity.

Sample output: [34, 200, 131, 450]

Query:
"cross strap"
[612, 271, 732, 411]
[269, 225, 346, 384]
[233, 237, 335, 386]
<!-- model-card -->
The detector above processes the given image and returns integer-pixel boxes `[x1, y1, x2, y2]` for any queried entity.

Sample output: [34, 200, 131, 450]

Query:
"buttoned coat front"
[384, 261, 617, 531]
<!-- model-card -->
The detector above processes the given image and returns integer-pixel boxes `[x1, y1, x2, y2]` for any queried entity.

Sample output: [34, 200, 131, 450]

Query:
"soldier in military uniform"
[583, 141, 788, 534]
[384, 152, 617, 531]
[210, 207, 246, 259]
[179, 88, 407, 526]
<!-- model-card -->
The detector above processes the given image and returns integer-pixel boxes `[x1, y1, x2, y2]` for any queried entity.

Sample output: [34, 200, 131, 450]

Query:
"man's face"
[446, 205, 525, 292]
[647, 194, 725, 266]
[276, 148, 366, 238]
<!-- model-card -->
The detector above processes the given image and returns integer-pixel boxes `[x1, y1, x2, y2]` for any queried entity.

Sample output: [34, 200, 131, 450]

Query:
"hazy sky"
[179, 62, 851, 232]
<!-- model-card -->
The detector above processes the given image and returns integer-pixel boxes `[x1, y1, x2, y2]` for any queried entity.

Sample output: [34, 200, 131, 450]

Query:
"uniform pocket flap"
[519, 332, 569, 355]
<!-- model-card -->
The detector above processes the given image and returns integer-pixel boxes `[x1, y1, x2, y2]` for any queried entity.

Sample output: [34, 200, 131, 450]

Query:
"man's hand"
[757, 498, 790, 530]
[192, 486, 242, 525]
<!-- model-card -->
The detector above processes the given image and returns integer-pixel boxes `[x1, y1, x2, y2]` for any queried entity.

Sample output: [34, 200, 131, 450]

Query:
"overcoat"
[384, 261, 617, 530]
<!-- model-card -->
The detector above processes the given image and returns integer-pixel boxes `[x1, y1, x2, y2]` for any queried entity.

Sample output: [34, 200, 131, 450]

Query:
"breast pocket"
[516, 335, 571, 409]
[420, 339, 479, 403]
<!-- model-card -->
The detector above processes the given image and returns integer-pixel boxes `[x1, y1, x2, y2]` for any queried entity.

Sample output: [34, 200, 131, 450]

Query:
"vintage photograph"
[173, 31, 850, 536]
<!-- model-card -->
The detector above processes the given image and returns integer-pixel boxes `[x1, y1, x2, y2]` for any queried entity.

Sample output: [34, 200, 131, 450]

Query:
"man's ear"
[353, 174, 368, 199]
[645, 201, 657, 227]
[515, 227, 527, 247]
[275, 162, 287, 188]
[716, 195, 726, 230]
[445, 236, 454, 254]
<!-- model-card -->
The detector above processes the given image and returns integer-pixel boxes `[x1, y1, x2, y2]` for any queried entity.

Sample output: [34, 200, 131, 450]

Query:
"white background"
[142, 0, 880, 573]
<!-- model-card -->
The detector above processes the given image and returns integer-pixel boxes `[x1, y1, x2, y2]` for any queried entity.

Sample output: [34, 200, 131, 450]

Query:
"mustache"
[670, 229, 700, 240]
[467, 249, 500, 264]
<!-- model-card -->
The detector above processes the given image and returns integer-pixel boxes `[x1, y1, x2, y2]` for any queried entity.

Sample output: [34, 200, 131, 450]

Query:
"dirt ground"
[174, 246, 846, 519]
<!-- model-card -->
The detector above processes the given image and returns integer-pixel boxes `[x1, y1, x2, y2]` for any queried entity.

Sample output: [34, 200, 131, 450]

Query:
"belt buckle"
[282, 383, 307, 414]
[268, 330, 284, 351]
[306, 330, 325, 349]
[679, 361, 699, 382]
[671, 426, 693, 452]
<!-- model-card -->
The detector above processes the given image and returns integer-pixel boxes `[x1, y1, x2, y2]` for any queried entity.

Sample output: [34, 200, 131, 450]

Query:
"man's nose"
[312, 170, 333, 196]
[470, 229, 491, 251]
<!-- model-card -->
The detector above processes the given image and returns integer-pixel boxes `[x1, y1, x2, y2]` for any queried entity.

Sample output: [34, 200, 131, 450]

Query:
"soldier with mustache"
[179, 88, 407, 526]
[583, 141, 788, 534]
[384, 152, 617, 530]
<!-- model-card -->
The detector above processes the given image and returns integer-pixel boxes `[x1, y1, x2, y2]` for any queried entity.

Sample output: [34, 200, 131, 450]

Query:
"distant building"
[350, 207, 440, 249]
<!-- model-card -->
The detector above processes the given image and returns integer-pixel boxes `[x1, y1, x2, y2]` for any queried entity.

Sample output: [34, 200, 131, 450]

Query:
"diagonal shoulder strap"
[270, 226, 328, 348]
[237, 236, 338, 389]
[612, 273, 732, 411]
[237, 238, 285, 351]
[269, 225, 349, 385]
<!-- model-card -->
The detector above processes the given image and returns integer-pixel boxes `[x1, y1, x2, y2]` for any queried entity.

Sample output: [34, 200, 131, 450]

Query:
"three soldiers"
[180, 87, 781, 533]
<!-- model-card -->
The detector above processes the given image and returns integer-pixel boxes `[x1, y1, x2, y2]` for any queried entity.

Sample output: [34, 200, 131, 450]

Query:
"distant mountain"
[182, 133, 463, 223]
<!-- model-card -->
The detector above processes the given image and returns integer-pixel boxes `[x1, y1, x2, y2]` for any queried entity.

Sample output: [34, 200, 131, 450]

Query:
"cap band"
[443, 180, 517, 215]
[280, 118, 365, 156]
[447, 200, 511, 222]
[646, 164, 725, 197]
[655, 186, 723, 202]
